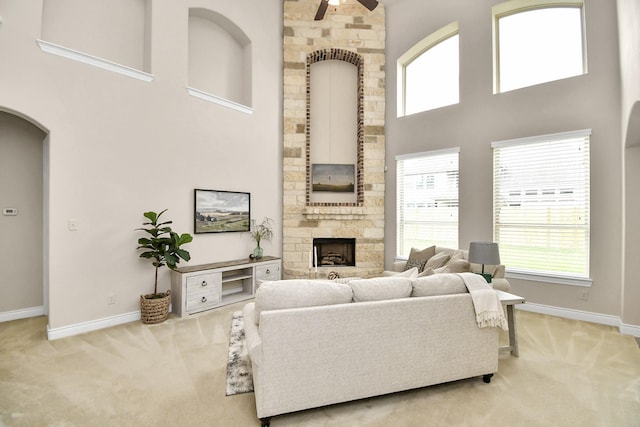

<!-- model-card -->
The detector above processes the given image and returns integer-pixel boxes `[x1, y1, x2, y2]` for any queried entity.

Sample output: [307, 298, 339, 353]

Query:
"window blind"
[396, 149, 459, 257]
[492, 129, 591, 279]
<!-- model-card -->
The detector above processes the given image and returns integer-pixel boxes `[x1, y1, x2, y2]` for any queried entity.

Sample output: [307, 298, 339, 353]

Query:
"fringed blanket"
[458, 272, 508, 330]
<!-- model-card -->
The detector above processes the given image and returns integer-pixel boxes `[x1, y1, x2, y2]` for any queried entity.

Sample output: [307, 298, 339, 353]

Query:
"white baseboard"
[47, 311, 141, 340]
[619, 322, 640, 337]
[0, 306, 45, 322]
[517, 303, 640, 337]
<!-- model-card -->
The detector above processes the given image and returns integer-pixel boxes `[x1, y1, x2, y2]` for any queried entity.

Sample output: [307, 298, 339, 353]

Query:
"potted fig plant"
[136, 209, 193, 324]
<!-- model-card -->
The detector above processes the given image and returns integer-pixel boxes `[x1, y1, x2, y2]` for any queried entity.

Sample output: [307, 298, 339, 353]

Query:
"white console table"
[171, 256, 281, 317]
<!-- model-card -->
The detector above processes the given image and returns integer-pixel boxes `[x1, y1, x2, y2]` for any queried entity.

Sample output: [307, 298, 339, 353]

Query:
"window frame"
[397, 22, 459, 117]
[492, 0, 588, 94]
[396, 148, 460, 258]
[492, 129, 592, 286]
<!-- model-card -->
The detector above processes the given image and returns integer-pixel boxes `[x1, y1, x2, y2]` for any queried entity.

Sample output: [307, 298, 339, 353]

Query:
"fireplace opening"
[313, 238, 356, 267]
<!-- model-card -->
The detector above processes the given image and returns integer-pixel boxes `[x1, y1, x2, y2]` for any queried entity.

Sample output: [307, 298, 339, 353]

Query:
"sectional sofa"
[384, 245, 511, 292]
[242, 274, 503, 426]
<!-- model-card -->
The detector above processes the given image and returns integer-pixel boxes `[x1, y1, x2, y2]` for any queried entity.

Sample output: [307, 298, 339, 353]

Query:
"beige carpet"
[1, 302, 639, 427]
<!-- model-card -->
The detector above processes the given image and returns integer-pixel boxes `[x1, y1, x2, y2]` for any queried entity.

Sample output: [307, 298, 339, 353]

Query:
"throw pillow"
[254, 280, 353, 324]
[424, 252, 450, 270]
[404, 246, 436, 272]
[348, 277, 413, 302]
[446, 258, 471, 273]
[411, 274, 468, 297]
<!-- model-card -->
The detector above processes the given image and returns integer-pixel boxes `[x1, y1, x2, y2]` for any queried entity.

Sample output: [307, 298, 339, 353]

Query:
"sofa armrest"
[490, 277, 510, 292]
[391, 260, 406, 272]
[242, 302, 263, 367]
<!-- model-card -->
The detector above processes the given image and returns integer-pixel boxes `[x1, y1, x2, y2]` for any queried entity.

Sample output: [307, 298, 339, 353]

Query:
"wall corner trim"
[0, 306, 45, 323]
[516, 302, 640, 338]
[47, 310, 142, 340]
[186, 87, 254, 114]
[36, 39, 155, 83]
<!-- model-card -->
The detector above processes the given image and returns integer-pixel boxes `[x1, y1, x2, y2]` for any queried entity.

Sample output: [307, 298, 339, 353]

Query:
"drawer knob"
[266, 269, 270, 274]
[201, 280, 208, 287]
[201, 296, 207, 303]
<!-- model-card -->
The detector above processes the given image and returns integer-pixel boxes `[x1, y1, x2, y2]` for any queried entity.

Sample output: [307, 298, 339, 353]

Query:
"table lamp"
[468, 241, 500, 283]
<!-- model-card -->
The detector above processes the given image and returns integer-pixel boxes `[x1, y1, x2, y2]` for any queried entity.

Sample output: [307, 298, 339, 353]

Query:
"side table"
[495, 290, 525, 357]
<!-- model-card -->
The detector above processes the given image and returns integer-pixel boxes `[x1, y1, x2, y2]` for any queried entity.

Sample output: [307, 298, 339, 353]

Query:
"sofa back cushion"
[348, 277, 413, 302]
[254, 280, 353, 324]
[412, 274, 468, 297]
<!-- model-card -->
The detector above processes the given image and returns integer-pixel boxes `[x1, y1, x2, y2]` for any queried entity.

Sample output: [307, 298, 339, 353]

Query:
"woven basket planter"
[140, 290, 171, 324]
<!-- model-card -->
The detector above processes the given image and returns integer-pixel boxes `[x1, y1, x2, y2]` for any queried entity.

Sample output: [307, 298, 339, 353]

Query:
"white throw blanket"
[457, 273, 508, 330]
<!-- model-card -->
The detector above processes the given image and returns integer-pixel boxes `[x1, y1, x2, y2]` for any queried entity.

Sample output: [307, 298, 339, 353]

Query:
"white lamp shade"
[468, 242, 500, 266]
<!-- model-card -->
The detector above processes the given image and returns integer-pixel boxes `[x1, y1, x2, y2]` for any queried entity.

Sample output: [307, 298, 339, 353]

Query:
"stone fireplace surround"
[282, 0, 386, 279]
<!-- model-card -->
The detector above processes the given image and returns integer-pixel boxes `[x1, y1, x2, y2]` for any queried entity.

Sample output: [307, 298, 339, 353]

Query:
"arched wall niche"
[188, 8, 252, 107]
[40, 0, 151, 73]
[306, 49, 364, 207]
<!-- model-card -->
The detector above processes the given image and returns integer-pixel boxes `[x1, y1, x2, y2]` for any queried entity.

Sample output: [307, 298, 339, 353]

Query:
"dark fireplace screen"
[313, 238, 356, 267]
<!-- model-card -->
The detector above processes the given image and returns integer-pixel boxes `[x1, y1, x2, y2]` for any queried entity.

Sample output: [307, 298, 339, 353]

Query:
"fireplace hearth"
[313, 238, 356, 267]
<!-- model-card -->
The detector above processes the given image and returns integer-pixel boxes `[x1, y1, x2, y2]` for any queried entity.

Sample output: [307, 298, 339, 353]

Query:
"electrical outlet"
[579, 290, 589, 301]
[107, 294, 115, 305]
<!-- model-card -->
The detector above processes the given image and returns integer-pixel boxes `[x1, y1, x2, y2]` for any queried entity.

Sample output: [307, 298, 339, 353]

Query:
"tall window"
[396, 149, 459, 257]
[493, 0, 587, 93]
[397, 22, 459, 117]
[492, 129, 591, 282]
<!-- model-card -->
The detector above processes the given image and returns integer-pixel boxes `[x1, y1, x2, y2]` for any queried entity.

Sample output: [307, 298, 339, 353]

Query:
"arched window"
[397, 22, 459, 117]
[493, 0, 587, 93]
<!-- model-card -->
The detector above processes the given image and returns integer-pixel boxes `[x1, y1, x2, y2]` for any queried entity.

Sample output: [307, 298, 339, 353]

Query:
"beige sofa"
[385, 246, 511, 292]
[243, 276, 500, 426]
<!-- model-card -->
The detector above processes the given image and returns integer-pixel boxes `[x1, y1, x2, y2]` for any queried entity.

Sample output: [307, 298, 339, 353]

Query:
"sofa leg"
[260, 417, 271, 427]
[482, 374, 494, 383]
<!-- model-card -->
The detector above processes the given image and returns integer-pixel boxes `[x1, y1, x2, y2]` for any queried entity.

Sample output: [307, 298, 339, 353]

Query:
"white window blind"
[396, 149, 459, 257]
[492, 129, 590, 279]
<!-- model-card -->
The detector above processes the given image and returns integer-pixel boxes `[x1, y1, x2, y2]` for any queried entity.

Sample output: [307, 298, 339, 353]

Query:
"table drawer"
[255, 263, 280, 281]
[186, 288, 220, 311]
[186, 273, 220, 293]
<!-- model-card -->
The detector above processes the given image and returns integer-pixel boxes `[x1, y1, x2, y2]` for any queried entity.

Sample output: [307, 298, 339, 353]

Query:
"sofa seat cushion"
[348, 277, 413, 302]
[254, 280, 353, 324]
[412, 274, 468, 297]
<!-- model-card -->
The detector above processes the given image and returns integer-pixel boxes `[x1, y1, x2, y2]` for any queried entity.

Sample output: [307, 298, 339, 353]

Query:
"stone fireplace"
[282, 1, 386, 279]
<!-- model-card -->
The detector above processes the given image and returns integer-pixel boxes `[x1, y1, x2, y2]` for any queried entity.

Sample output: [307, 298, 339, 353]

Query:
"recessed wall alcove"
[40, 0, 152, 78]
[307, 49, 364, 207]
[187, 8, 252, 113]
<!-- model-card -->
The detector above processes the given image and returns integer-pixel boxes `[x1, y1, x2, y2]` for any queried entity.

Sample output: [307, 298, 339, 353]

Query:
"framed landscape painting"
[194, 189, 251, 234]
[311, 164, 355, 193]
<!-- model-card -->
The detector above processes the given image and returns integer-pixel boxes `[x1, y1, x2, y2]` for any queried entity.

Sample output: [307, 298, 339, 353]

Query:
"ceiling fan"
[314, 0, 379, 21]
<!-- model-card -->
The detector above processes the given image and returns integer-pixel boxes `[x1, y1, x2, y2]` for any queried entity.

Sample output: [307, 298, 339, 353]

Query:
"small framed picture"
[312, 164, 355, 193]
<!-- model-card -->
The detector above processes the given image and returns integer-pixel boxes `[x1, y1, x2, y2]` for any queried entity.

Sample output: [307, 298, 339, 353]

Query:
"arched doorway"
[0, 110, 48, 321]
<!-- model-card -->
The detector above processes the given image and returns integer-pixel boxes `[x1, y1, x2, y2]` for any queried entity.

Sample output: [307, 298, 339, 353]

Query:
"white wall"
[384, 0, 624, 317]
[0, 0, 282, 330]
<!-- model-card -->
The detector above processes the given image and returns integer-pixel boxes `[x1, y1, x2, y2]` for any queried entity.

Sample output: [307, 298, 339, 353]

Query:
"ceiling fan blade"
[357, 0, 379, 11]
[314, 0, 329, 20]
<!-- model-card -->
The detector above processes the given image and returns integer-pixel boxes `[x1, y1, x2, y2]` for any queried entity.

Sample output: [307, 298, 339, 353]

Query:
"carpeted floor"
[1, 301, 639, 427]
